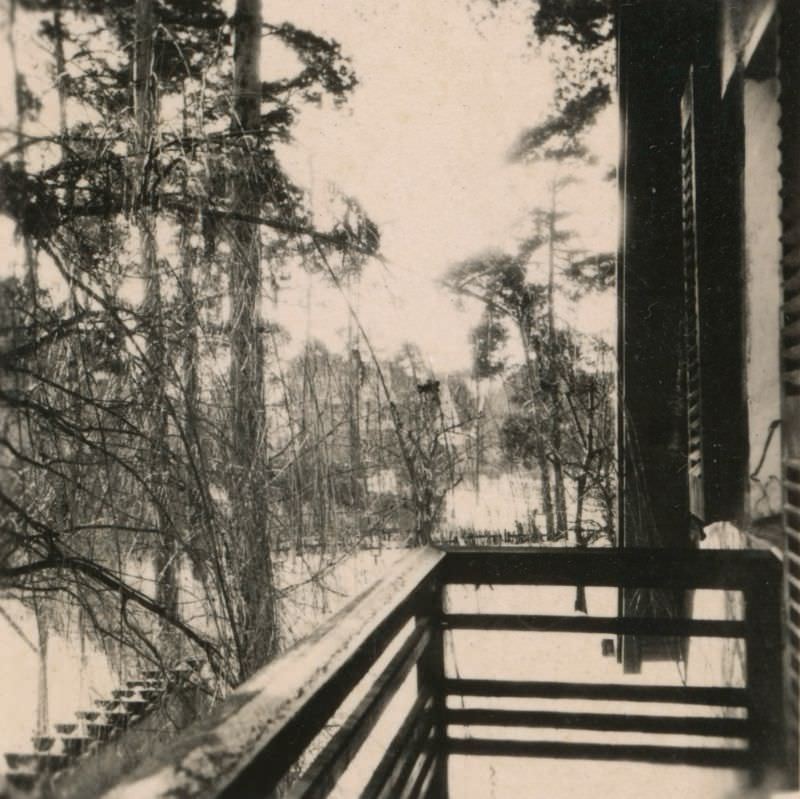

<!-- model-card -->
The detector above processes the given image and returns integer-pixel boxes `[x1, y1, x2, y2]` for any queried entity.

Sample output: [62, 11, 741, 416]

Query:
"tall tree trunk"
[573, 473, 588, 612]
[271, 333, 305, 550]
[348, 337, 365, 515]
[553, 453, 568, 538]
[134, 0, 178, 653]
[9, 0, 37, 299]
[179, 205, 204, 562]
[473, 369, 482, 496]
[229, 0, 278, 679]
[305, 355, 330, 540]
[178, 80, 211, 584]
[53, 0, 72, 210]
[34, 601, 48, 736]
[520, 330, 555, 539]
[538, 449, 555, 540]
[574, 475, 587, 548]
[546, 183, 569, 538]
[546, 183, 557, 344]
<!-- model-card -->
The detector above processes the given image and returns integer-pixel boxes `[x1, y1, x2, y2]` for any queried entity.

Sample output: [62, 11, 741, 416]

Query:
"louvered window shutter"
[681, 71, 705, 522]
[780, 0, 800, 771]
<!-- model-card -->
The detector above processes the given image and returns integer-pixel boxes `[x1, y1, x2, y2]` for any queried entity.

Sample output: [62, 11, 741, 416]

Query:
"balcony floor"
[448, 756, 749, 799]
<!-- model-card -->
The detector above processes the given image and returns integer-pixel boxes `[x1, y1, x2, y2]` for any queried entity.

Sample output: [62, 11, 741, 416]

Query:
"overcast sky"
[266, 0, 618, 372]
[1, 0, 617, 373]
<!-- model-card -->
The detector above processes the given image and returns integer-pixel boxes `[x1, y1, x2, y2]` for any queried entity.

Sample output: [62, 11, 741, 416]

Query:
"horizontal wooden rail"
[442, 613, 745, 638]
[444, 677, 750, 707]
[439, 546, 778, 590]
[447, 737, 750, 768]
[446, 707, 750, 737]
[104, 547, 445, 799]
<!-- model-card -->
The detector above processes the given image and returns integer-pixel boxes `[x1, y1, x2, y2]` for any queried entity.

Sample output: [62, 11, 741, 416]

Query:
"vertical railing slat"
[745, 558, 788, 786]
[414, 567, 448, 798]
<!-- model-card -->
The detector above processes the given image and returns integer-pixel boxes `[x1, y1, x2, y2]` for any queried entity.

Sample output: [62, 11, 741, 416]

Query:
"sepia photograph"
[0, 0, 798, 796]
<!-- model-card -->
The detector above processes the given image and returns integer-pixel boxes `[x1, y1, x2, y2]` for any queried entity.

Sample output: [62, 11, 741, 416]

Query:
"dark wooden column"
[618, 0, 693, 548]
[415, 570, 448, 797]
[691, 6, 748, 527]
[744, 558, 787, 787]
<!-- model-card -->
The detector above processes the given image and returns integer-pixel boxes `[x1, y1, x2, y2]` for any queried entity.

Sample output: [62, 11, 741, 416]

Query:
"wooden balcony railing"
[104, 546, 789, 799]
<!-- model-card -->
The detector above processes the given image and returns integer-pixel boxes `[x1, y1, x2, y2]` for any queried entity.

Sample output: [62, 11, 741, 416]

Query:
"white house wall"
[742, 72, 783, 521]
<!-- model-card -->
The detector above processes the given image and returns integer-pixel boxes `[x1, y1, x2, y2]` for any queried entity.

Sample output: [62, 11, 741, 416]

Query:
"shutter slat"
[783, 263, 800, 292]
[782, 342, 800, 360]
[783, 293, 800, 315]
[782, 317, 800, 338]
[781, 7, 800, 780]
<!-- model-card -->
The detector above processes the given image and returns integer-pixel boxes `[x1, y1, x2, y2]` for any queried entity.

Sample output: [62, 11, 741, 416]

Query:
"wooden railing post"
[745, 558, 787, 787]
[416, 568, 448, 798]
